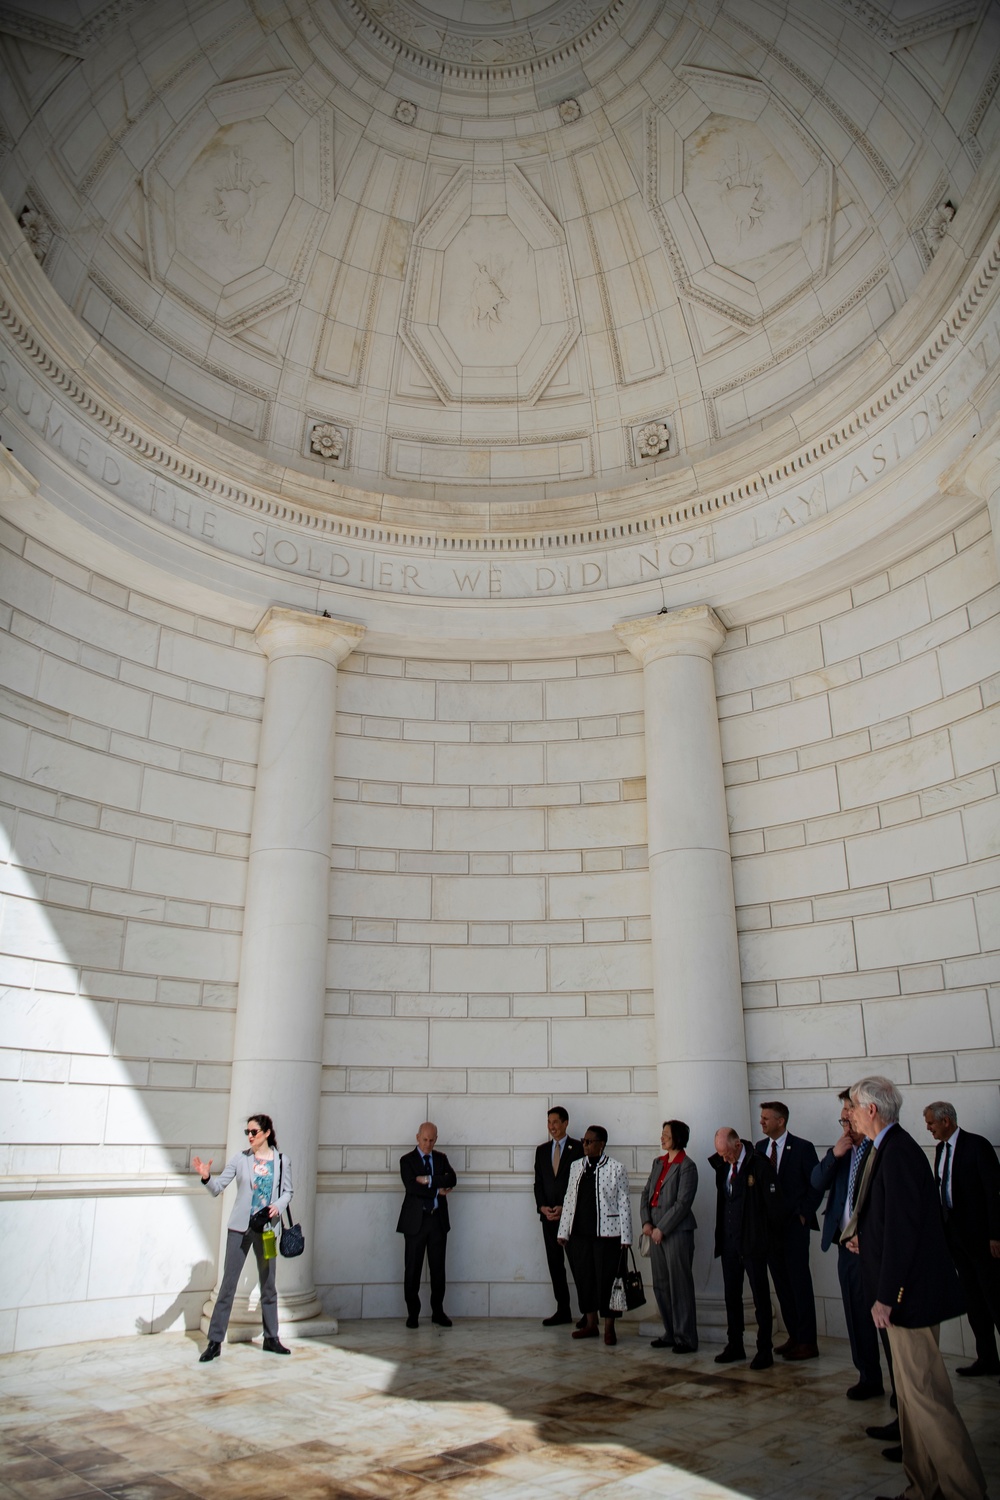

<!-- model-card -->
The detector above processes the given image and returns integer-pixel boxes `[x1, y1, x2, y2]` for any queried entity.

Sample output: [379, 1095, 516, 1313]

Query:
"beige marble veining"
[1, 1321, 997, 1499]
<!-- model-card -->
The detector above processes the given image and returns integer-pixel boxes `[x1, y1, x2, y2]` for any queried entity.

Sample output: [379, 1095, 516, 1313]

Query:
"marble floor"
[0, 1322, 997, 1500]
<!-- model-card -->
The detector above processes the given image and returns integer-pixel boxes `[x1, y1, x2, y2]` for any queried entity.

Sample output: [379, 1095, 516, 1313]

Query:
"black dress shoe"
[543, 1311, 573, 1326]
[431, 1312, 453, 1327]
[866, 1419, 900, 1442]
[198, 1341, 221, 1362]
[672, 1342, 696, 1354]
[650, 1336, 673, 1348]
[714, 1345, 746, 1363]
[262, 1336, 290, 1354]
[882, 1446, 903, 1463]
[406, 1315, 419, 1329]
[749, 1351, 773, 1370]
[956, 1358, 1000, 1376]
[781, 1341, 819, 1360]
[846, 1381, 885, 1400]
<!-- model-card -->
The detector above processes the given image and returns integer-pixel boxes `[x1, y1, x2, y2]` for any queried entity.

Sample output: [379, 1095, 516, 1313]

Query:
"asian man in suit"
[534, 1106, 582, 1325]
[924, 1100, 1000, 1378]
[397, 1122, 458, 1329]
[757, 1100, 821, 1360]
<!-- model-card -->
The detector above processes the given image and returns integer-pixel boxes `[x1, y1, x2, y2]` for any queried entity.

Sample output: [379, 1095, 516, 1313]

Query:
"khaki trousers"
[887, 1323, 986, 1500]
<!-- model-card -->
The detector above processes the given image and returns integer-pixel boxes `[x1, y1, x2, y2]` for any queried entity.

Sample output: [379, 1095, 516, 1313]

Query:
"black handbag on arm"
[277, 1155, 305, 1258]
[622, 1245, 646, 1310]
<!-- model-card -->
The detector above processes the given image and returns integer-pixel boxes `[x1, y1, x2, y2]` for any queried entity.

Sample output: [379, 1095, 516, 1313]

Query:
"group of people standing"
[193, 1080, 997, 1500]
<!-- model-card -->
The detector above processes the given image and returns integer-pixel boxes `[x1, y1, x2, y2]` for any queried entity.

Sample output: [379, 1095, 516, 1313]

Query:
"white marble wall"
[0, 505, 998, 1349]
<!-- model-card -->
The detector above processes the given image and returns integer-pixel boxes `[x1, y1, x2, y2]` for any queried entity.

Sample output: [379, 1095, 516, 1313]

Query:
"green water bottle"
[262, 1227, 277, 1260]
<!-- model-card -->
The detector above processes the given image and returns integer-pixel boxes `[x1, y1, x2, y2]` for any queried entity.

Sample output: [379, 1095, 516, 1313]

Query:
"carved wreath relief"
[715, 142, 770, 243]
[470, 256, 510, 331]
[211, 147, 265, 242]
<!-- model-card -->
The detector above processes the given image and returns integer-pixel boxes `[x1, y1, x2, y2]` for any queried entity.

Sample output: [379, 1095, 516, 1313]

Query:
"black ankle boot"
[199, 1341, 221, 1362]
[262, 1335, 290, 1354]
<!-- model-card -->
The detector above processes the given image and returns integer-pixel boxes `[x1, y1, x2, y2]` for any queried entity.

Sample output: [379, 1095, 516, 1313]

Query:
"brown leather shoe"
[781, 1342, 819, 1360]
[572, 1326, 599, 1339]
[603, 1321, 617, 1346]
[774, 1338, 793, 1354]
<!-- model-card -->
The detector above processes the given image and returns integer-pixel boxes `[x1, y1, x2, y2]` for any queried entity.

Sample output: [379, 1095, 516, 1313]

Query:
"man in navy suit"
[924, 1100, 1000, 1378]
[533, 1106, 582, 1326]
[756, 1100, 820, 1360]
[812, 1090, 894, 1401]
[397, 1122, 458, 1329]
[845, 1076, 985, 1500]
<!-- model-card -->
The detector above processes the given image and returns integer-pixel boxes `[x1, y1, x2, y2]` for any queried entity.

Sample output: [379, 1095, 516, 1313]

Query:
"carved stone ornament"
[18, 200, 54, 265]
[310, 421, 347, 461]
[558, 99, 581, 124]
[634, 420, 671, 461]
[400, 164, 581, 406]
[394, 100, 417, 125]
[927, 200, 957, 243]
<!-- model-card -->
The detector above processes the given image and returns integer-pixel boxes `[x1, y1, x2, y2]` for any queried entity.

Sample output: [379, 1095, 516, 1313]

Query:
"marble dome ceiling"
[0, 0, 997, 524]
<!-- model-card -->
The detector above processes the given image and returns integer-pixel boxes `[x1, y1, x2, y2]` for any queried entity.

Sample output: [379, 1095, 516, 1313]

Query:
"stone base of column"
[200, 1289, 338, 1341]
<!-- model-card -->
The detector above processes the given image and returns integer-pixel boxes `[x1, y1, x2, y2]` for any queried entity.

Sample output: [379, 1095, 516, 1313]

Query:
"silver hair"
[850, 1075, 902, 1123]
[924, 1100, 958, 1125]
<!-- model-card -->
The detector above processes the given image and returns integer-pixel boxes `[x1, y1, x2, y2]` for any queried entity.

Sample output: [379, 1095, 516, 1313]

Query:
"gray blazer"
[639, 1154, 698, 1238]
[203, 1149, 293, 1232]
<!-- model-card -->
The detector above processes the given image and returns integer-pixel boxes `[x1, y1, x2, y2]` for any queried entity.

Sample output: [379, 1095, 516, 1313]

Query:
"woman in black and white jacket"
[193, 1112, 293, 1362]
[558, 1125, 632, 1345]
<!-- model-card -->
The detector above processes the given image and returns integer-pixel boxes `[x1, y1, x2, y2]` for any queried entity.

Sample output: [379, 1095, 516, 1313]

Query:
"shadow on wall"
[135, 1261, 214, 1335]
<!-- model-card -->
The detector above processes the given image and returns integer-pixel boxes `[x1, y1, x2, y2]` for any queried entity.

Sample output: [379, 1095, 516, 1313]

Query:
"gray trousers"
[208, 1227, 279, 1342]
[649, 1229, 698, 1349]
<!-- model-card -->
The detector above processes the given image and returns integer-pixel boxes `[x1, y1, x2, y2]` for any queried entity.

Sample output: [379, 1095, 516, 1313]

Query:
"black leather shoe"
[847, 1381, 885, 1400]
[672, 1342, 696, 1354]
[431, 1312, 453, 1327]
[405, 1315, 419, 1328]
[956, 1358, 1000, 1376]
[543, 1311, 573, 1326]
[262, 1336, 290, 1354]
[198, 1341, 221, 1362]
[714, 1345, 746, 1363]
[866, 1420, 900, 1442]
[749, 1351, 773, 1370]
[650, 1336, 673, 1348]
[882, 1446, 903, 1463]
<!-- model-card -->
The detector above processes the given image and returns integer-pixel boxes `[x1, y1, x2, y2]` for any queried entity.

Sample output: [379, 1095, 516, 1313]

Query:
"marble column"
[203, 607, 364, 1339]
[615, 607, 749, 1332]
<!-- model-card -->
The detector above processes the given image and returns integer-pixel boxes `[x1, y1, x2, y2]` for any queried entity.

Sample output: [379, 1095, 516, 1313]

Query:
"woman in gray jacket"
[640, 1119, 698, 1353]
[193, 1112, 293, 1361]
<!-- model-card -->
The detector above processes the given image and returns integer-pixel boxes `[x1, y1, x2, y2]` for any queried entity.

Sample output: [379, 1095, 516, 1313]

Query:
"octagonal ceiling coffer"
[399, 165, 581, 406]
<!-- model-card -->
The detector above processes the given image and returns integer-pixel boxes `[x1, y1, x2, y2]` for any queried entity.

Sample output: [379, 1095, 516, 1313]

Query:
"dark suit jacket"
[811, 1145, 853, 1252]
[396, 1148, 458, 1236]
[934, 1129, 1000, 1248]
[533, 1135, 581, 1216]
[857, 1123, 964, 1328]
[755, 1132, 820, 1229]
[710, 1142, 780, 1260]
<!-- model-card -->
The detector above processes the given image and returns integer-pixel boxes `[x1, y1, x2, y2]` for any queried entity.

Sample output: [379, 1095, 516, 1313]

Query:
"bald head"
[416, 1122, 438, 1153]
[714, 1127, 742, 1164]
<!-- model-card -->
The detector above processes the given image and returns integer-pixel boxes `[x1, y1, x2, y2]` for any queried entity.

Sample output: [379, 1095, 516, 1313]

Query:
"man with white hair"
[844, 1076, 986, 1500]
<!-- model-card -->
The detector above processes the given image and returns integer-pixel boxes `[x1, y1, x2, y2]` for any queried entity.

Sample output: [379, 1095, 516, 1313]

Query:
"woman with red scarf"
[640, 1119, 699, 1352]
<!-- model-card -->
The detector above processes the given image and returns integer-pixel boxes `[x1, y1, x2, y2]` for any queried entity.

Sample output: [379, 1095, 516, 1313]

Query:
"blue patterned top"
[250, 1155, 274, 1215]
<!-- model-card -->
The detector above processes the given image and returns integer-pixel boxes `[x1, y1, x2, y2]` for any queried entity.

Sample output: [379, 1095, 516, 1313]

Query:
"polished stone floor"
[0, 1322, 997, 1499]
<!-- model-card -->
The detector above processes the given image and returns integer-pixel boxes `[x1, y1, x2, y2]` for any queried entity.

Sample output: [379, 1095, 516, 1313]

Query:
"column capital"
[614, 605, 726, 666]
[255, 607, 364, 667]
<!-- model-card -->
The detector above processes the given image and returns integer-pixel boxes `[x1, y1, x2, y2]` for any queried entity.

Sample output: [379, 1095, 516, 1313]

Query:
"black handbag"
[247, 1206, 270, 1233]
[622, 1246, 646, 1311]
[277, 1156, 305, 1258]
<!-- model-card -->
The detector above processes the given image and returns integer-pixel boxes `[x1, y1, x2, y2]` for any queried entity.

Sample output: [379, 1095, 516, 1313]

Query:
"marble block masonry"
[0, 0, 998, 1352]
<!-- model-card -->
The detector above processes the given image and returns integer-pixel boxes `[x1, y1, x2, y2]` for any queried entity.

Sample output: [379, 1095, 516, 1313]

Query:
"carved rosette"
[393, 100, 417, 125]
[558, 99, 581, 123]
[633, 419, 671, 462]
[309, 421, 348, 463]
